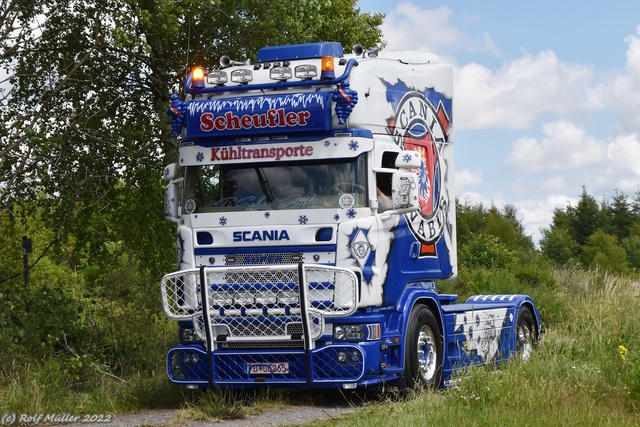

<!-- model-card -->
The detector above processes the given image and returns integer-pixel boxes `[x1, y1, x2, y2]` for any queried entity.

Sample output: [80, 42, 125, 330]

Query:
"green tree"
[622, 235, 640, 270]
[572, 186, 604, 245]
[456, 199, 533, 256]
[459, 233, 513, 269]
[485, 204, 534, 251]
[582, 230, 628, 274]
[0, 0, 384, 283]
[606, 189, 634, 240]
[539, 226, 580, 265]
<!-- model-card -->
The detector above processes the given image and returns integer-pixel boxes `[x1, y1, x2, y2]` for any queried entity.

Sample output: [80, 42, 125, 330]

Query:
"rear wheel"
[515, 306, 537, 361]
[405, 305, 443, 389]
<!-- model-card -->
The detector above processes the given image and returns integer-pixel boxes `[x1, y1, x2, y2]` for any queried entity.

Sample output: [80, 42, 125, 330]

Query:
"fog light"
[336, 351, 348, 363]
[255, 291, 277, 305]
[179, 328, 201, 343]
[233, 293, 255, 305]
[211, 295, 233, 307]
[184, 353, 200, 364]
[350, 351, 361, 362]
[277, 291, 299, 305]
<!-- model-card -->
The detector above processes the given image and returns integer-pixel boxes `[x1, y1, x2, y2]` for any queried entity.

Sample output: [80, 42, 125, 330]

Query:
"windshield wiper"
[254, 168, 276, 204]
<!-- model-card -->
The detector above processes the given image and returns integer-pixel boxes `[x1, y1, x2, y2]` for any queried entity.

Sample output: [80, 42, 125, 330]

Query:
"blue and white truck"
[160, 41, 541, 390]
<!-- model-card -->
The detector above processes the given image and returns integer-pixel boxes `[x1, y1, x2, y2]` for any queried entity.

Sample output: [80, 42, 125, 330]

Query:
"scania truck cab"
[160, 42, 541, 390]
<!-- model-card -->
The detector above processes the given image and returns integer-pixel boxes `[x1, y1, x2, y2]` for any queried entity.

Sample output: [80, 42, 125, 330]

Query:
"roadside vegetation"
[1, 192, 639, 425]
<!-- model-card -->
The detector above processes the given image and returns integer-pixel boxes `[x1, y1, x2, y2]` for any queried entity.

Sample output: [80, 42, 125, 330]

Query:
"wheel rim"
[416, 326, 437, 381]
[517, 324, 533, 361]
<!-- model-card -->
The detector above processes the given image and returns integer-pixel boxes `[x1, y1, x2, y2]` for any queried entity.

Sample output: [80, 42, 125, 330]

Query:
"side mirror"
[163, 163, 178, 181]
[163, 163, 182, 223]
[390, 150, 420, 213]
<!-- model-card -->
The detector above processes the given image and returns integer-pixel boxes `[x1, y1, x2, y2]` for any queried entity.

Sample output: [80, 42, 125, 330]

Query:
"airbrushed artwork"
[160, 42, 540, 391]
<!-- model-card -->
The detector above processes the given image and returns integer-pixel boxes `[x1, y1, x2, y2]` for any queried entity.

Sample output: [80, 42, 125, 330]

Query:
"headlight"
[231, 69, 253, 83]
[270, 66, 292, 81]
[333, 324, 381, 341]
[295, 64, 318, 79]
[207, 70, 227, 85]
[345, 325, 364, 340]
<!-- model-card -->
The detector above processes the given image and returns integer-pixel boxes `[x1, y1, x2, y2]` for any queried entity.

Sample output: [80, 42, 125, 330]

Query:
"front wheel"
[404, 305, 443, 389]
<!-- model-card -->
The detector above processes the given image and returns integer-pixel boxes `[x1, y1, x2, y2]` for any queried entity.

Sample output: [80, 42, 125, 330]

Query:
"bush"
[459, 233, 514, 270]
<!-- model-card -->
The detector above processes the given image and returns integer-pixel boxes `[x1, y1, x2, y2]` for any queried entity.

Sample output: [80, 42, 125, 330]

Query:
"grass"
[1, 264, 639, 426]
[307, 265, 640, 427]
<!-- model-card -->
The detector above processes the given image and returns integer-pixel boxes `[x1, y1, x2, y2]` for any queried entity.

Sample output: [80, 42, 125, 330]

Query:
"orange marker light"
[192, 66, 205, 82]
[321, 56, 335, 79]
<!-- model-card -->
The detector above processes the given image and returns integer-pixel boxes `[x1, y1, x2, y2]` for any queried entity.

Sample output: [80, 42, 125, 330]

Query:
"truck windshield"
[183, 155, 368, 213]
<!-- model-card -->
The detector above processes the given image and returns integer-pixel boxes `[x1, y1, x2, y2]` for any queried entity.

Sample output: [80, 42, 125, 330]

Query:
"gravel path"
[60, 398, 361, 427]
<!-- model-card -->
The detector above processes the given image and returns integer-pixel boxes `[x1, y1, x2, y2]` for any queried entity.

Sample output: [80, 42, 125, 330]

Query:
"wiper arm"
[254, 168, 276, 204]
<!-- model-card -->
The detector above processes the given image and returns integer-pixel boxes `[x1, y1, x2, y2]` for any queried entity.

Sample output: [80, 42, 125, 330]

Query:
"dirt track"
[61, 398, 361, 427]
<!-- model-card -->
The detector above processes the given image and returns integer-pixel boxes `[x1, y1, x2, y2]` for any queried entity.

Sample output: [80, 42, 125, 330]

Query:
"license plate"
[247, 362, 289, 375]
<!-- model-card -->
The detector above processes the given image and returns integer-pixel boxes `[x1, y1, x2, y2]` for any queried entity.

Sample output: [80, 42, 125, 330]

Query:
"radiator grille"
[225, 253, 303, 266]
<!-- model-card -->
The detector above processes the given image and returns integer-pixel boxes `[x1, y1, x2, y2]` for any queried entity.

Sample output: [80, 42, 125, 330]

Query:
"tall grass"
[1, 265, 638, 427]
[311, 265, 640, 427]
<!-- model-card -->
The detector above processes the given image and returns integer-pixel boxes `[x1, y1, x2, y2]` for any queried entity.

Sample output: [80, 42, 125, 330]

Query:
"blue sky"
[359, 0, 640, 244]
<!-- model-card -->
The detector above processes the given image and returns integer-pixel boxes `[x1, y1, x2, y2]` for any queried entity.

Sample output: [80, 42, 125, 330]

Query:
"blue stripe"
[194, 245, 336, 256]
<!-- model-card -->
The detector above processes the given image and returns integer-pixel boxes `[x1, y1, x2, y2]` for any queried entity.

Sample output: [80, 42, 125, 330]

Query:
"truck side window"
[376, 152, 397, 211]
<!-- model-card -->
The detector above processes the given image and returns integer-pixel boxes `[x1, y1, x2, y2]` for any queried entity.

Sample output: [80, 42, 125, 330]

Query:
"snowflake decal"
[298, 215, 308, 225]
[219, 216, 227, 226]
[196, 152, 204, 162]
[334, 214, 340, 221]
[346, 209, 356, 219]
[402, 153, 413, 163]
[348, 140, 359, 151]
[324, 140, 331, 147]
[264, 212, 271, 218]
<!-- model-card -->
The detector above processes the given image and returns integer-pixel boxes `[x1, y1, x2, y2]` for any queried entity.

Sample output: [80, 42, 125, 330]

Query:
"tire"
[515, 306, 537, 361]
[404, 305, 443, 389]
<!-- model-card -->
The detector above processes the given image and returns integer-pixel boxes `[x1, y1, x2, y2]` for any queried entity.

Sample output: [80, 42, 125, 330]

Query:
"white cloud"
[607, 133, 640, 174]
[455, 168, 483, 193]
[605, 133, 640, 192]
[505, 120, 605, 173]
[609, 26, 640, 132]
[380, 3, 498, 59]
[514, 194, 578, 245]
[455, 52, 595, 129]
